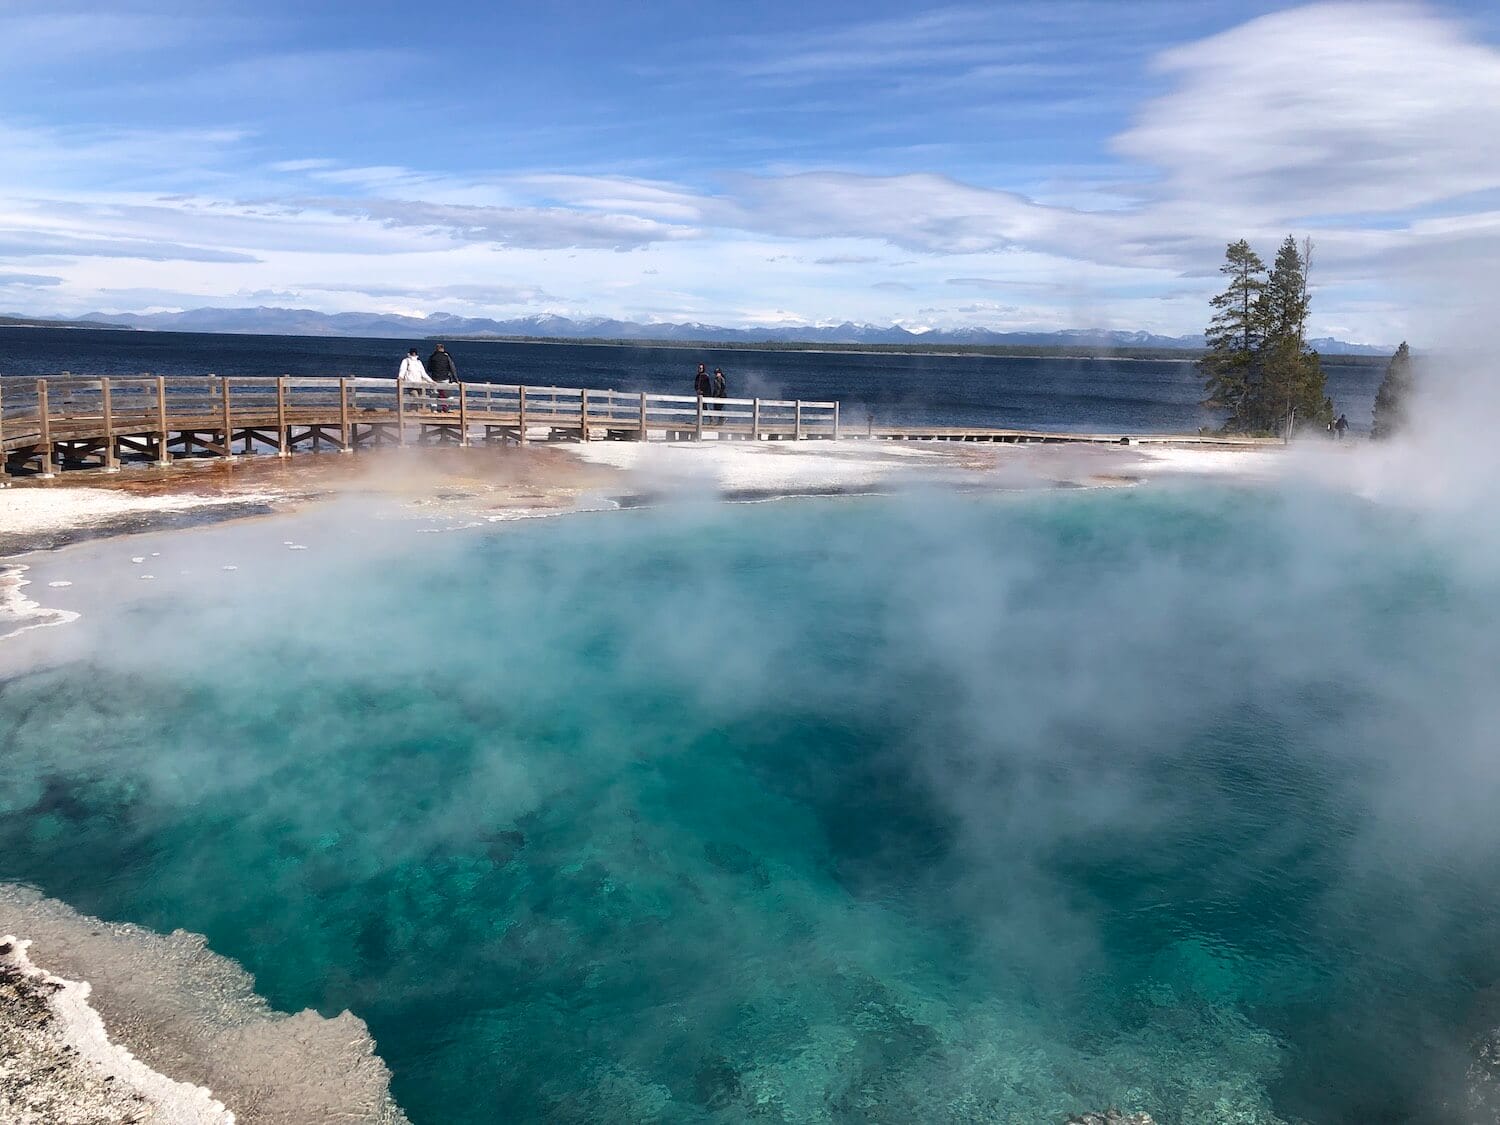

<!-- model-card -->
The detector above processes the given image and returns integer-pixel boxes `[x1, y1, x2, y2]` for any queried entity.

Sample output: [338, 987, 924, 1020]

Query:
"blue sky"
[3, 1, 1499, 340]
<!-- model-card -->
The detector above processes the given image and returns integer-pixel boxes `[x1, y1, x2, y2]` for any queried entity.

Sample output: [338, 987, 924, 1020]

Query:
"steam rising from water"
[2, 467, 1499, 1121]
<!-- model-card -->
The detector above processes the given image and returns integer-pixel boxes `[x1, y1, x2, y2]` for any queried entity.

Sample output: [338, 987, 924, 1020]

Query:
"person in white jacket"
[397, 347, 433, 410]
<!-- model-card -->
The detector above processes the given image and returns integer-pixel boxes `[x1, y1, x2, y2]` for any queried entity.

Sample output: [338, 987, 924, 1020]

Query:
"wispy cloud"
[0, 272, 63, 287]
[716, 7, 1029, 84]
[299, 281, 562, 306]
[0, 7, 218, 59]
[270, 158, 338, 174]
[323, 198, 703, 252]
[702, 2, 1192, 86]
[0, 229, 259, 263]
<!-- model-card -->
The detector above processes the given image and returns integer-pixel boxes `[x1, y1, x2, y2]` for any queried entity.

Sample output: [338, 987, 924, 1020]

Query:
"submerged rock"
[1466, 1024, 1500, 1122]
[1066, 1112, 1157, 1125]
[0, 884, 409, 1124]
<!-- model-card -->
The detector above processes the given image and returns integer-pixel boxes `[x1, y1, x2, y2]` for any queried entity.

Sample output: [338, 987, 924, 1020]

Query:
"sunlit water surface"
[3, 486, 1499, 1123]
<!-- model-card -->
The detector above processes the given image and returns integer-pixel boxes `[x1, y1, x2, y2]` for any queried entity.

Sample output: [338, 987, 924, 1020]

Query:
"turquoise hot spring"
[3, 480, 1499, 1123]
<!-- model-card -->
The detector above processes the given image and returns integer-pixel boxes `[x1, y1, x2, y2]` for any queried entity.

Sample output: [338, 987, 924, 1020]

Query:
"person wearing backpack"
[711, 367, 727, 427]
[427, 343, 458, 413]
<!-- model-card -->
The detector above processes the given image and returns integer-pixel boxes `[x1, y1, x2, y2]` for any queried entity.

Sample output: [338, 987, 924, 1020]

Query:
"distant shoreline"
[0, 322, 1388, 365]
[436, 335, 1215, 363]
[437, 334, 1385, 366]
[0, 320, 124, 331]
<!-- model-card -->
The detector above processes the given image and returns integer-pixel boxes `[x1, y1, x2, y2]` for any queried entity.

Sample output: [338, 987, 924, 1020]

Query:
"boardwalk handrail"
[0, 374, 842, 478]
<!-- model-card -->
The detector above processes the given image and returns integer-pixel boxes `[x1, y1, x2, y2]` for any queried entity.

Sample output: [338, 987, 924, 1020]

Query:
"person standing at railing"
[428, 344, 458, 414]
[398, 348, 433, 409]
[694, 363, 713, 432]
[711, 367, 726, 427]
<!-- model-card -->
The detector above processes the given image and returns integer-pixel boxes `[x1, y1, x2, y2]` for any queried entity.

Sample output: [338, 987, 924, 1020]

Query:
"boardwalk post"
[154, 375, 172, 467]
[219, 375, 235, 459]
[517, 385, 528, 445]
[100, 377, 119, 472]
[752, 398, 761, 441]
[695, 395, 704, 441]
[795, 400, 803, 441]
[276, 376, 289, 456]
[36, 379, 55, 478]
[832, 402, 840, 441]
[395, 375, 407, 446]
[339, 377, 353, 453]
[457, 381, 469, 447]
[580, 388, 589, 442]
[639, 390, 648, 442]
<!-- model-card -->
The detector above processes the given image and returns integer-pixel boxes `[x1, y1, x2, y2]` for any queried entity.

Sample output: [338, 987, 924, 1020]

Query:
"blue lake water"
[2, 484, 1497, 1123]
[0, 327, 1383, 434]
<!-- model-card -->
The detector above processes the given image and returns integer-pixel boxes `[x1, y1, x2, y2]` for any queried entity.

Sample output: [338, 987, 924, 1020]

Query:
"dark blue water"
[0, 328, 1383, 434]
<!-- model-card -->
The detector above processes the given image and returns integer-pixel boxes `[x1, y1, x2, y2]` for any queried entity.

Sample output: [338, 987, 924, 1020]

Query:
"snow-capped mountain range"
[59, 307, 1391, 354]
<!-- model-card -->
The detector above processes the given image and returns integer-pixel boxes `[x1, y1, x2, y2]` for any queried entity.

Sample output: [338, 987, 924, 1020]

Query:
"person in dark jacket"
[694, 363, 713, 397]
[711, 367, 726, 426]
[1334, 413, 1348, 439]
[427, 344, 457, 412]
[428, 344, 457, 381]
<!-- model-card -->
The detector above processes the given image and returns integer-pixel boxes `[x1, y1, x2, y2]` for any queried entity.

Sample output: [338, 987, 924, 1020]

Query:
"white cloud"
[1116, 2, 1500, 215]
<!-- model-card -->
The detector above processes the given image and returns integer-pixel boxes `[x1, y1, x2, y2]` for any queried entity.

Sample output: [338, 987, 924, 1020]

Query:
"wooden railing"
[0, 374, 841, 477]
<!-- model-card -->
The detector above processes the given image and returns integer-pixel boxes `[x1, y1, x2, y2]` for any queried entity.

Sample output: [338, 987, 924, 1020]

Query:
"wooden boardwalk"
[0, 375, 840, 478]
[0, 374, 1274, 479]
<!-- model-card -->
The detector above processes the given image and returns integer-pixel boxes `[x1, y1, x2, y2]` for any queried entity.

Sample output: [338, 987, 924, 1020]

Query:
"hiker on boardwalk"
[711, 367, 727, 426]
[428, 343, 458, 413]
[1334, 413, 1349, 439]
[694, 363, 712, 398]
[398, 347, 433, 409]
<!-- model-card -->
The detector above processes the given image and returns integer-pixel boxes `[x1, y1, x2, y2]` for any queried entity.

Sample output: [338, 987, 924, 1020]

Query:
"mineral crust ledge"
[0, 886, 410, 1125]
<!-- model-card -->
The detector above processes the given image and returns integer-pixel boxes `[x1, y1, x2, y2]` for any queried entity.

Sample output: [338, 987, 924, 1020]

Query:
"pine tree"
[1372, 342, 1414, 439]
[1261, 236, 1310, 344]
[1259, 337, 1329, 435]
[1257, 236, 1328, 434]
[1200, 240, 1267, 427]
[1202, 236, 1328, 434]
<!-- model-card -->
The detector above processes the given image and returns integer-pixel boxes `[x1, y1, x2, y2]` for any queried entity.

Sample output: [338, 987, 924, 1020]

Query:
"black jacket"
[428, 350, 458, 381]
[694, 370, 713, 395]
